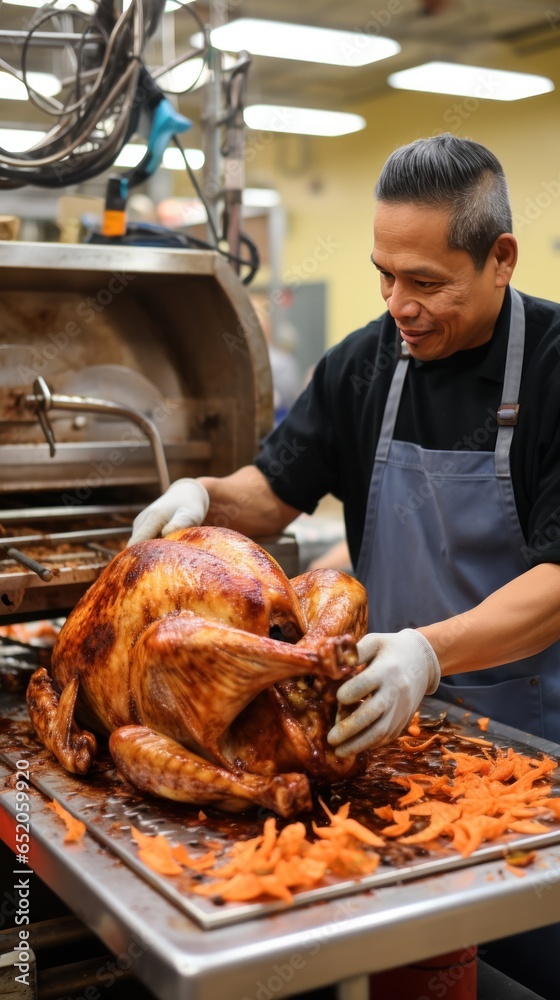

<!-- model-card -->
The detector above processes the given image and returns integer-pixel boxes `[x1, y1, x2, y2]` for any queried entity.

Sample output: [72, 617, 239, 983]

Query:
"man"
[130, 134, 560, 995]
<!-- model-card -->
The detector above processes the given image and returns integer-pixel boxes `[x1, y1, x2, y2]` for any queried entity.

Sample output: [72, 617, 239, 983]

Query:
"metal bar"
[6, 547, 53, 582]
[0, 916, 94, 954]
[0, 29, 104, 46]
[87, 542, 119, 557]
[1, 551, 106, 564]
[38, 957, 133, 1000]
[0, 526, 130, 550]
[0, 504, 143, 522]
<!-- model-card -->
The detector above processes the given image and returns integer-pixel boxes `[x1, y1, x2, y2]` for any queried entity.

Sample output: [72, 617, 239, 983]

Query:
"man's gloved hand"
[327, 629, 441, 757]
[128, 479, 210, 545]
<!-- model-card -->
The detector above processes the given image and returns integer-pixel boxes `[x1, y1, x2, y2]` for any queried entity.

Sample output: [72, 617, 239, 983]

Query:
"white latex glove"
[128, 479, 210, 545]
[327, 629, 440, 756]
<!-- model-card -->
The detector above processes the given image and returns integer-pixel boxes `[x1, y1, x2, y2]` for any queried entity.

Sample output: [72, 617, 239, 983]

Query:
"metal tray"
[1, 694, 560, 929]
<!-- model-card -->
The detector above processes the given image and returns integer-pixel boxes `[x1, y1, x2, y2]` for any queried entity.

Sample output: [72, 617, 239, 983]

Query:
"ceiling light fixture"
[0, 128, 47, 151]
[155, 59, 208, 93]
[113, 144, 205, 170]
[5, 0, 188, 8]
[4, 0, 97, 10]
[244, 105, 366, 137]
[194, 18, 400, 67]
[242, 188, 282, 208]
[387, 62, 554, 101]
[0, 71, 61, 101]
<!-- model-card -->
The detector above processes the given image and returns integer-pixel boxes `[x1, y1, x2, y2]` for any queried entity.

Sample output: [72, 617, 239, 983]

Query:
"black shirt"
[255, 287, 560, 570]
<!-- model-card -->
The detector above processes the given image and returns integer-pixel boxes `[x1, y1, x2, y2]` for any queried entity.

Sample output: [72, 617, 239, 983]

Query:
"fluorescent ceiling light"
[156, 58, 208, 92]
[124, 0, 197, 11]
[0, 128, 46, 151]
[113, 144, 204, 170]
[164, 0, 197, 9]
[0, 71, 61, 101]
[155, 53, 235, 93]
[162, 146, 204, 170]
[387, 62, 554, 101]
[195, 18, 400, 67]
[243, 188, 281, 208]
[4, 0, 97, 10]
[244, 105, 366, 137]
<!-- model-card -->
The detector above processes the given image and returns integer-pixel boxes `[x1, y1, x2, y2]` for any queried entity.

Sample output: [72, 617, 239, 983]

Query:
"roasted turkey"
[26, 526, 368, 817]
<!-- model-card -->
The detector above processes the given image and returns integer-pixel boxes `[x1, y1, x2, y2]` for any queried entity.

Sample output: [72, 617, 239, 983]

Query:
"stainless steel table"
[1, 701, 560, 1000]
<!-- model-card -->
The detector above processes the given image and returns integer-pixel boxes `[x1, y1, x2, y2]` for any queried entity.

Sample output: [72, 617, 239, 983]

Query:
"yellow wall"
[245, 48, 560, 347]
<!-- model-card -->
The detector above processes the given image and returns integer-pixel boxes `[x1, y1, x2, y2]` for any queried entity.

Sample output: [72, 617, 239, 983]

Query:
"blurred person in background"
[251, 293, 303, 425]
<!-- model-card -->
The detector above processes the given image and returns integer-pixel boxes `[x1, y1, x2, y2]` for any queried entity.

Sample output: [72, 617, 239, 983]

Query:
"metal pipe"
[0, 526, 131, 550]
[5, 547, 53, 582]
[26, 377, 171, 492]
[0, 29, 104, 46]
[0, 504, 144, 522]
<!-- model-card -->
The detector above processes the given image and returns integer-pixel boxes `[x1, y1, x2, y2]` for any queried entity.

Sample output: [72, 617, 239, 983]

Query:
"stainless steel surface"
[2, 740, 560, 1000]
[2, 695, 560, 951]
[2, 698, 560, 931]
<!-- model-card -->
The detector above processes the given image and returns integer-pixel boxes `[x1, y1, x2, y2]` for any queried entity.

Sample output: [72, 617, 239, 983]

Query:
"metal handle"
[26, 377, 170, 492]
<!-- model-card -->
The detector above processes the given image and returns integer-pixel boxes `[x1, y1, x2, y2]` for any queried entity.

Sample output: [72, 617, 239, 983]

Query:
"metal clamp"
[32, 376, 57, 457]
[399, 340, 411, 359]
[497, 403, 520, 426]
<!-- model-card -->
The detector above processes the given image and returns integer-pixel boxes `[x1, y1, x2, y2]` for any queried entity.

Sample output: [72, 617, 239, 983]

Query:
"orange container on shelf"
[369, 947, 478, 1000]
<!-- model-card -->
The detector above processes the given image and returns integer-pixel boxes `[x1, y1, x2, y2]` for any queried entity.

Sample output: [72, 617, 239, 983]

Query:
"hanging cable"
[0, 0, 210, 189]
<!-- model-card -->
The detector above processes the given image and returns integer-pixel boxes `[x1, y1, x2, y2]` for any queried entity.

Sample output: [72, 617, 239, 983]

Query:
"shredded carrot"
[48, 799, 86, 844]
[130, 802, 382, 904]
[127, 728, 559, 905]
[130, 827, 183, 876]
[458, 736, 494, 747]
[508, 820, 552, 835]
[398, 734, 441, 753]
[477, 717, 490, 732]
[407, 711, 421, 737]
[393, 777, 426, 806]
[373, 805, 394, 821]
[391, 743, 559, 858]
[171, 844, 216, 871]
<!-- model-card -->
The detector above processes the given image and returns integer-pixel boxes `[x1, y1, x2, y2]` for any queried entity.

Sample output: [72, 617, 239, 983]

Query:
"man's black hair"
[375, 133, 513, 269]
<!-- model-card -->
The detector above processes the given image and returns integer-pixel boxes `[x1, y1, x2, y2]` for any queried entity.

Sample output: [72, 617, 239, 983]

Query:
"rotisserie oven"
[0, 240, 298, 623]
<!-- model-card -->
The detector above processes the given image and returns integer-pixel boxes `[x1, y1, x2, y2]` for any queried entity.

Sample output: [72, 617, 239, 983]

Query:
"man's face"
[372, 201, 514, 361]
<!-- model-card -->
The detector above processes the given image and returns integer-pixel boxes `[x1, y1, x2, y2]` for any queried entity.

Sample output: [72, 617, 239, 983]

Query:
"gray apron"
[356, 288, 560, 742]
